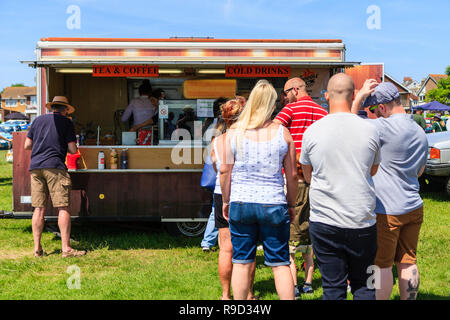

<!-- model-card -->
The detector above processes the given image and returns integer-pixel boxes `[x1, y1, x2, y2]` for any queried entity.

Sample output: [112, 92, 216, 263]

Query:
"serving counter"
[12, 132, 212, 222]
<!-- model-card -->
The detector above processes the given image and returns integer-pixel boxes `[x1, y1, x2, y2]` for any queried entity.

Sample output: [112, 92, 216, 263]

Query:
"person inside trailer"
[121, 80, 156, 132]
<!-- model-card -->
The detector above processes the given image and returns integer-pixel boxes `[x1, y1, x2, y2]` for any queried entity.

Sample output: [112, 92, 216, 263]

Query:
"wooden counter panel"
[78, 147, 204, 170]
[70, 172, 211, 218]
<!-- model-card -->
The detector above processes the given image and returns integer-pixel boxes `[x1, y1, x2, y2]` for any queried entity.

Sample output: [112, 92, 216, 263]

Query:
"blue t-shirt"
[27, 112, 77, 171]
[371, 114, 428, 215]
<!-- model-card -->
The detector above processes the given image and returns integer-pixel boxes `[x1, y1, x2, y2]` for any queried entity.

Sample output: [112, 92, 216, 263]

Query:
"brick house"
[417, 74, 449, 105]
[384, 73, 415, 110]
[0, 86, 37, 121]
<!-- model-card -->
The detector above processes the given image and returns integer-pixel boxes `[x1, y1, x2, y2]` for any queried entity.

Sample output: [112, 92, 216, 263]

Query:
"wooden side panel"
[12, 132, 32, 212]
[12, 132, 86, 215]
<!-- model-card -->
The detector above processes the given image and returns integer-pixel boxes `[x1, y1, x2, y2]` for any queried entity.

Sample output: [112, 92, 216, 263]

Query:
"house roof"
[1, 86, 36, 99]
[429, 74, 448, 84]
[384, 73, 411, 93]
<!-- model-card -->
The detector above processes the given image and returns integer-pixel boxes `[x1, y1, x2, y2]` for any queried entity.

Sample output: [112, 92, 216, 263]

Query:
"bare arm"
[130, 118, 154, 132]
[351, 79, 379, 114]
[24, 137, 33, 150]
[67, 141, 77, 155]
[371, 164, 379, 176]
[418, 165, 425, 178]
[273, 118, 283, 125]
[282, 127, 298, 223]
[219, 132, 235, 221]
[301, 164, 313, 184]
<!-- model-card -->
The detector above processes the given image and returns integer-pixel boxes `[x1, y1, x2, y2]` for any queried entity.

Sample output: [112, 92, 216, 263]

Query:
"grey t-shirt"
[371, 114, 428, 215]
[300, 113, 381, 229]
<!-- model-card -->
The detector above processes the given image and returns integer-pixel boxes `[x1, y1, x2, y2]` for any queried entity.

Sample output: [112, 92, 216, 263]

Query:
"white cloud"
[224, 0, 233, 17]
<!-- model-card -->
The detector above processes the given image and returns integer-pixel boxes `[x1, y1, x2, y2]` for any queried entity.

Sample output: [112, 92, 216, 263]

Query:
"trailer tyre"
[446, 176, 450, 197]
[166, 222, 207, 238]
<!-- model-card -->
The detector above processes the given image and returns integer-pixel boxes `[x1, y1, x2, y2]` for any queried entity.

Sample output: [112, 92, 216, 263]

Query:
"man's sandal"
[62, 249, 87, 258]
[34, 249, 45, 258]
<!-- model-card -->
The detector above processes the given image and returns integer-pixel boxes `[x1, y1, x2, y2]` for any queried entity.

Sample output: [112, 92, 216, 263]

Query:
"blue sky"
[0, 0, 448, 91]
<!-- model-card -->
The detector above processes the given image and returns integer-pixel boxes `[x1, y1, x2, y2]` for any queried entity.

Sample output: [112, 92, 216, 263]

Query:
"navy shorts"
[228, 202, 290, 267]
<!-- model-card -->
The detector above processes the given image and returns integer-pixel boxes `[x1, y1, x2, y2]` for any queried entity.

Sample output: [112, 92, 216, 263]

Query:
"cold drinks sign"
[226, 65, 291, 78]
[93, 65, 159, 77]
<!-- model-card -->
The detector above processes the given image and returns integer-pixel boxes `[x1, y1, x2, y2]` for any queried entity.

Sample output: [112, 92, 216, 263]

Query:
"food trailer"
[14, 37, 358, 236]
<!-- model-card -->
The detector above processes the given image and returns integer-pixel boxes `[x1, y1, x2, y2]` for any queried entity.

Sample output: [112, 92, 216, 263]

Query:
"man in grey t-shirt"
[352, 81, 428, 300]
[300, 73, 381, 300]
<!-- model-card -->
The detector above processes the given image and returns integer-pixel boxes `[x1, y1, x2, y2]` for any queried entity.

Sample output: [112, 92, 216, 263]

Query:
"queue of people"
[26, 75, 428, 300]
[207, 74, 428, 300]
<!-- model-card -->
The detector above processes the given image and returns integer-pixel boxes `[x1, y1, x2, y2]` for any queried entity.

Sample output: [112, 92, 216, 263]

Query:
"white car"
[424, 131, 450, 195]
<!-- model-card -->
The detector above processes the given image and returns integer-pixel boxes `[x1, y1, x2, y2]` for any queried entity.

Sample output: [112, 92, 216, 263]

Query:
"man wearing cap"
[352, 80, 428, 300]
[413, 107, 426, 130]
[24, 96, 86, 258]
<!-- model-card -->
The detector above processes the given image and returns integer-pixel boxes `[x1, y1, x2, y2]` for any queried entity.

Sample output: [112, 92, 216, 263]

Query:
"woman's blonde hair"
[232, 80, 277, 155]
[233, 80, 277, 130]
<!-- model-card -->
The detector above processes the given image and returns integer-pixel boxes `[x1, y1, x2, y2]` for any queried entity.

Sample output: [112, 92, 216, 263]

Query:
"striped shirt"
[275, 96, 328, 152]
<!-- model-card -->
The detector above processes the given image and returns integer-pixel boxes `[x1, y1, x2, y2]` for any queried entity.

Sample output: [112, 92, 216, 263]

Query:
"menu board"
[196, 99, 215, 118]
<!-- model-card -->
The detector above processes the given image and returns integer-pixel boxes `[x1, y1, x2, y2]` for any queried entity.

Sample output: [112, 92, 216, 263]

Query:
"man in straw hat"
[24, 96, 86, 258]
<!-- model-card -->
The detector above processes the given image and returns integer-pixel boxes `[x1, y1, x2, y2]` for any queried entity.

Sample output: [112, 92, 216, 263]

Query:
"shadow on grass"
[420, 191, 449, 202]
[22, 222, 203, 251]
[0, 177, 12, 186]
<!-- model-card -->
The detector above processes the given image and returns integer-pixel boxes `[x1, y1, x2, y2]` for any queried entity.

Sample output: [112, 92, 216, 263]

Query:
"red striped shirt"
[275, 96, 328, 152]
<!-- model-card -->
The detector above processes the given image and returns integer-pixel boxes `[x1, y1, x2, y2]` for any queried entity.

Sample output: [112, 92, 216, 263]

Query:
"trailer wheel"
[446, 176, 450, 197]
[166, 222, 207, 237]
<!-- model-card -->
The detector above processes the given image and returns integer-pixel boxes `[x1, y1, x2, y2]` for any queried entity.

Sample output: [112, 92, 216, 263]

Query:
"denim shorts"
[228, 202, 290, 267]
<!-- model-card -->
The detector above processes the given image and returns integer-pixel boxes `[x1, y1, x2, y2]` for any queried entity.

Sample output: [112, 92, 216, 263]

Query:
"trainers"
[202, 247, 211, 252]
[294, 286, 301, 300]
[300, 284, 314, 294]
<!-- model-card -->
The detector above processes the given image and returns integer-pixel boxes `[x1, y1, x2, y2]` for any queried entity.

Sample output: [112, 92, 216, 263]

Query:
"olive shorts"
[30, 169, 72, 208]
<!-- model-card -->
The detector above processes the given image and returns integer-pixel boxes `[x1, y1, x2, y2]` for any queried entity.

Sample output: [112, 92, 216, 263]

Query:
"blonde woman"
[220, 80, 298, 300]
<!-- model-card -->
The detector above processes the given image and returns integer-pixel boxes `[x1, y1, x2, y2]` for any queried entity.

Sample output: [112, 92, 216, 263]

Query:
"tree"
[426, 76, 450, 105]
[11, 83, 25, 87]
[446, 65, 450, 76]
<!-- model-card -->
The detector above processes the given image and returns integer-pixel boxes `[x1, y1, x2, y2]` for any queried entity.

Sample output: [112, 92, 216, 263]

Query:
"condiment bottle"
[110, 148, 118, 169]
[120, 149, 128, 169]
[98, 151, 105, 170]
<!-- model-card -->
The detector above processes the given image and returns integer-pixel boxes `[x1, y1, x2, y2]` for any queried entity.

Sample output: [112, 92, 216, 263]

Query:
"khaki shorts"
[375, 207, 423, 268]
[289, 241, 312, 255]
[289, 181, 311, 245]
[30, 169, 72, 208]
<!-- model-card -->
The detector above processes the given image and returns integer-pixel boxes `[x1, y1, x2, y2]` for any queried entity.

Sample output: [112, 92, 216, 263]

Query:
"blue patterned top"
[230, 125, 288, 204]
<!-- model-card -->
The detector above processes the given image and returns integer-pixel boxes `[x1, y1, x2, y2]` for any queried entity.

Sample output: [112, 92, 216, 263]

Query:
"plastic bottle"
[98, 151, 105, 170]
[120, 149, 128, 169]
[110, 148, 118, 169]
[80, 128, 85, 145]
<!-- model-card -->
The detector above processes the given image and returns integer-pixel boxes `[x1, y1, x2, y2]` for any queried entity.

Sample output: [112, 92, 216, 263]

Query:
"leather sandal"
[34, 249, 45, 257]
[62, 249, 86, 258]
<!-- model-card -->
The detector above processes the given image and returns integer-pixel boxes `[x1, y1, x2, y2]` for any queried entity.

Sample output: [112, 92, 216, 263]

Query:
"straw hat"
[46, 96, 75, 114]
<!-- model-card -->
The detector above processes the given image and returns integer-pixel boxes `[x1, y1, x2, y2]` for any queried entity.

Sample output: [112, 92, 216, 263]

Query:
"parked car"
[0, 128, 13, 150]
[3, 120, 30, 131]
[423, 131, 450, 195]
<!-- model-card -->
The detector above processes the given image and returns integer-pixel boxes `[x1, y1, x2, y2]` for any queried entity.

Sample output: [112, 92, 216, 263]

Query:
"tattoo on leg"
[406, 269, 419, 300]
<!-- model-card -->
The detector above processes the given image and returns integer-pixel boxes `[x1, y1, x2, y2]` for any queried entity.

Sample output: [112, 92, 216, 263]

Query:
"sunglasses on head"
[368, 104, 379, 113]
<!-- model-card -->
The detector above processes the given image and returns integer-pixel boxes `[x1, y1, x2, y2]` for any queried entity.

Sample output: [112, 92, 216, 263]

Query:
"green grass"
[0, 150, 448, 300]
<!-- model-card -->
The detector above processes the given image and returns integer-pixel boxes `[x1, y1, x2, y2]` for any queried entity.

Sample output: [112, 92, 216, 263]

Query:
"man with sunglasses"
[352, 80, 428, 300]
[274, 77, 328, 298]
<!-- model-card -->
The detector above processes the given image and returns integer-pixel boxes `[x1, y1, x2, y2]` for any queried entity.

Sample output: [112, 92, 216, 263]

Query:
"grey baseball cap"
[363, 82, 400, 108]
